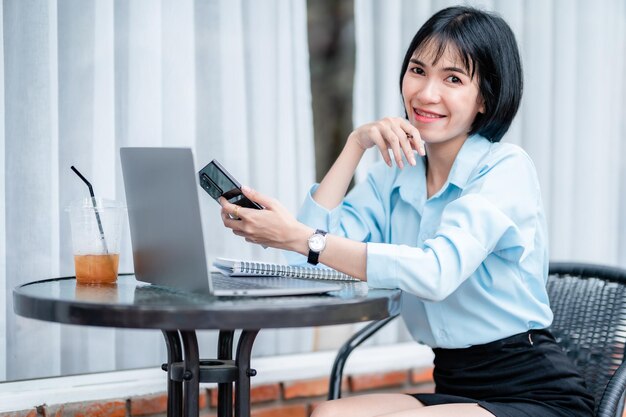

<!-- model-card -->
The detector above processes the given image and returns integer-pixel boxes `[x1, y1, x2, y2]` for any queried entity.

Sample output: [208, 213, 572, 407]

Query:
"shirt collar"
[447, 134, 491, 189]
[393, 134, 491, 208]
[394, 155, 427, 211]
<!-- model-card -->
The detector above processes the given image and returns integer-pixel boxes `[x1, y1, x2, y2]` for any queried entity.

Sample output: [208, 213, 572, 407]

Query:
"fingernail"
[241, 185, 250, 193]
[410, 156, 416, 166]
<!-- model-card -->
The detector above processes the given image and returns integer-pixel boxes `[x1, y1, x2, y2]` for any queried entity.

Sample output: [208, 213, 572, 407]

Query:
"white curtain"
[4, 0, 625, 384]
[1, 0, 315, 381]
[350, 0, 626, 345]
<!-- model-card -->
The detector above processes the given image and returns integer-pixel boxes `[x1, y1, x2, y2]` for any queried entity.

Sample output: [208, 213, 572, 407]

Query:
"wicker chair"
[328, 262, 626, 417]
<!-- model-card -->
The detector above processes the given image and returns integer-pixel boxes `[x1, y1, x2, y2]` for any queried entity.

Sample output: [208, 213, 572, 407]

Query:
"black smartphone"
[198, 159, 263, 209]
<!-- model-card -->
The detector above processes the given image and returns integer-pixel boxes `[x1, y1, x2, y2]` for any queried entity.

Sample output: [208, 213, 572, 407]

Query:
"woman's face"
[402, 43, 484, 146]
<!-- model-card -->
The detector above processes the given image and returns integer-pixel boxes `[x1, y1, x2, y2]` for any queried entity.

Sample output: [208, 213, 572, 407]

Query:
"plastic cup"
[66, 198, 126, 284]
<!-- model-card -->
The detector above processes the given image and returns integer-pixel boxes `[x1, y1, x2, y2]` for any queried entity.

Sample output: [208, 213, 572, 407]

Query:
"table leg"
[162, 330, 183, 417]
[218, 330, 235, 417]
[234, 330, 259, 417]
[180, 331, 200, 417]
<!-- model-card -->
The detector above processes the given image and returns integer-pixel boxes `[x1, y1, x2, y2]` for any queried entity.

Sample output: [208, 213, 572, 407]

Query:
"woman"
[219, 6, 594, 417]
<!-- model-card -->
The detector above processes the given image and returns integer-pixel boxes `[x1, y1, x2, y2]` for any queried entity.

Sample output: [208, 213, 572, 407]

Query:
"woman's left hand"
[219, 186, 311, 251]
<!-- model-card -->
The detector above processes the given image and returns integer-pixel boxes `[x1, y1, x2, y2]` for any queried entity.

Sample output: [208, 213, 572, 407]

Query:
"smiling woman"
[325, 0, 626, 414]
[215, 5, 600, 417]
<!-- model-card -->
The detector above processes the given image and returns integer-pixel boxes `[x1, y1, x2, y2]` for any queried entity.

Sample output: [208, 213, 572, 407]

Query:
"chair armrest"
[327, 315, 399, 400]
[597, 361, 626, 417]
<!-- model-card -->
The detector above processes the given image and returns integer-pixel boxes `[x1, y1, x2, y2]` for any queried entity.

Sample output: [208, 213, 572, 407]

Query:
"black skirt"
[409, 329, 595, 417]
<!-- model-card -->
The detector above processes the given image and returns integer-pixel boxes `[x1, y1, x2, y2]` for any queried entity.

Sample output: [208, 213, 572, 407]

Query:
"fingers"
[240, 186, 270, 209]
[352, 116, 425, 165]
[229, 225, 256, 244]
[219, 202, 263, 246]
[375, 117, 423, 168]
[219, 198, 246, 222]
[368, 128, 393, 167]
[219, 187, 277, 226]
[398, 119, 426, 156]
[388, 123, 416, 166]
[379, 123, 406, 168]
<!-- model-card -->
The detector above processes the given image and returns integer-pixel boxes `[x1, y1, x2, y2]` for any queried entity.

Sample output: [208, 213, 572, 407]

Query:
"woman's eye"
[446, 75, 462, 84]
[410, 67, 425, 75]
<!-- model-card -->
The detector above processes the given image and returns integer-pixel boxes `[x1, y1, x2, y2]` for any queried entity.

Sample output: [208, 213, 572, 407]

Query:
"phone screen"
[198, 160, 263, 209]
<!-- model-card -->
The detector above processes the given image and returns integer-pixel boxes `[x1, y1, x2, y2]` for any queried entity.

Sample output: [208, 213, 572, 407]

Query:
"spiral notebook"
[214, 258, 359, 282]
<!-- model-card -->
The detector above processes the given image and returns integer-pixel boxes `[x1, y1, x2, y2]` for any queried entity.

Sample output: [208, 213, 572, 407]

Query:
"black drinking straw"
[71, 166, 109, 254]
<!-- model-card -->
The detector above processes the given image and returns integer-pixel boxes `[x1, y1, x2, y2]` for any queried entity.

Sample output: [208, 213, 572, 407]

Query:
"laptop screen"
[120, 147, 213, 293]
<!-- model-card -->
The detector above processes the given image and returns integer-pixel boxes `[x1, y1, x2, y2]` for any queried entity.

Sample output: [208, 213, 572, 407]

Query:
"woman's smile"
[413, 107, 446, 123]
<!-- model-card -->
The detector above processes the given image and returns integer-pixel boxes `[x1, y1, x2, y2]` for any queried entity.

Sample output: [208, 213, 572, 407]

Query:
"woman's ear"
[477, 96, 485, 114]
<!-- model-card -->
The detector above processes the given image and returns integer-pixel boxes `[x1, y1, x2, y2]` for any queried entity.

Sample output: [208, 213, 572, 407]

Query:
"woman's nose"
[416, 80, 441, 103]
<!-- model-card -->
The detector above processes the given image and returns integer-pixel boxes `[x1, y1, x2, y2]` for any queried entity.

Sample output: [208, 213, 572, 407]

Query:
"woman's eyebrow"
[409, 58, 468, 76]
[443, 66, 468, 76]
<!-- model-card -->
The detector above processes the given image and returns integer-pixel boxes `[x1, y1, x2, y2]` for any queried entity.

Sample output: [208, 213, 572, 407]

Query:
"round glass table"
[13, 274, 402, 417]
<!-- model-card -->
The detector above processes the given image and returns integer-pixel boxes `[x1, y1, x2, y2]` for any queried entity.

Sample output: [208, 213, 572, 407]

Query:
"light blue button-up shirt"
[287, 134, 553, 348]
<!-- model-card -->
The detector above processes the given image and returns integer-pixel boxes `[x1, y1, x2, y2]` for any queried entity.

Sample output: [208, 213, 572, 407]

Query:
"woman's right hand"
[348, 117, 425, 168]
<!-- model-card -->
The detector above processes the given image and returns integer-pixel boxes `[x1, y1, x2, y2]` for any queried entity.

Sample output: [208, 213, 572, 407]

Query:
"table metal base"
[162, 329, 259, 417]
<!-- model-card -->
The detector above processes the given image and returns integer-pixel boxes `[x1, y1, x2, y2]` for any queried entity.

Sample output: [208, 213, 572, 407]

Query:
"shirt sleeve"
[283, 161, 392, 266]
[367, 147, 542, 301]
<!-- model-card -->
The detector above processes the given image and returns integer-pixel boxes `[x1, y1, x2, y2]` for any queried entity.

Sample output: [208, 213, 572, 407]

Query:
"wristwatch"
[307, 229, 327, 265]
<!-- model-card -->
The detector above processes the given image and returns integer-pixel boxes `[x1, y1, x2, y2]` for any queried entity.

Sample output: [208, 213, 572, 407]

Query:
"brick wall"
[1, 367, 435, 417]
[6, 366, 626, 417]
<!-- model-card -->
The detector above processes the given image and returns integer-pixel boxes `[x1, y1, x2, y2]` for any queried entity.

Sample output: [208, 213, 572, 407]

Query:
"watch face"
[309, 234, 326, 252]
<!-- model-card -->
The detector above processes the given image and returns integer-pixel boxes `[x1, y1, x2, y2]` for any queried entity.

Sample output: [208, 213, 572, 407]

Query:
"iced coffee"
[67, 198, 125, 284]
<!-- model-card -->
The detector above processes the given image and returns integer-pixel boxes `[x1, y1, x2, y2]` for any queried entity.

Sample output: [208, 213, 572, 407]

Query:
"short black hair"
[399, 6, 522, 143]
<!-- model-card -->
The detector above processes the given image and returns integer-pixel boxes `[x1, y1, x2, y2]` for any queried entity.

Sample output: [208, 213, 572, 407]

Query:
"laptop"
[120, 147, 342, 296]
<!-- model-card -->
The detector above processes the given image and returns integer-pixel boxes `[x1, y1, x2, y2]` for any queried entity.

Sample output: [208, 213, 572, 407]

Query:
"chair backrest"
[547, 262, 626, 414]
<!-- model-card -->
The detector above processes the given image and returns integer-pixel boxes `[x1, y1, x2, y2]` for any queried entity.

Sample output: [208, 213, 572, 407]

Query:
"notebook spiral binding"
[239, 261, 358, 281]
